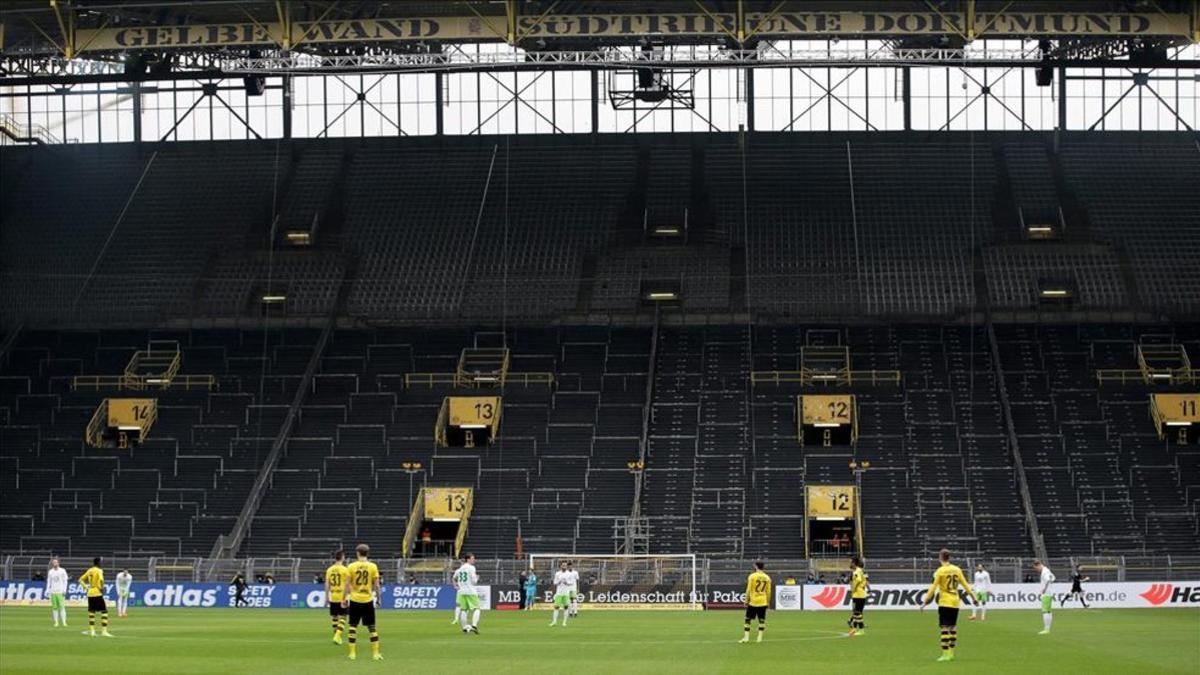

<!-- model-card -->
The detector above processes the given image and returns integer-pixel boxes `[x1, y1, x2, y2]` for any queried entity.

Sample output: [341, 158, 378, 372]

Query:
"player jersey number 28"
[354, 568, 371, 588]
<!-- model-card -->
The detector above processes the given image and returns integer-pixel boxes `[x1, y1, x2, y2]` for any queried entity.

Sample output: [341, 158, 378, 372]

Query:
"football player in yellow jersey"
[341, 544, 383, 661]
[325, 550, 350, 644]
[847, 556, 869, 637]
[78, 557, 112, 638]
[739, 561, 772, 644]
[920, 549, 975, 662]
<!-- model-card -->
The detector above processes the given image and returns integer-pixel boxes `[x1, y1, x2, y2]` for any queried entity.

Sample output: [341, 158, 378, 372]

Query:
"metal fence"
[5, 554, 1199, 586]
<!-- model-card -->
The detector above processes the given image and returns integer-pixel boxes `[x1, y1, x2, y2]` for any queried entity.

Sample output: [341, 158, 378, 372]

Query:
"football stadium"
[0, 1, 1199, 672]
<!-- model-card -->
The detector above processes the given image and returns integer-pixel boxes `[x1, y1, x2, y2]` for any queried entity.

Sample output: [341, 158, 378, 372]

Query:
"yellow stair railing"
[85, 400, 109, 448]
[452, 490, 475, 559]
[401, 489, 426, 559]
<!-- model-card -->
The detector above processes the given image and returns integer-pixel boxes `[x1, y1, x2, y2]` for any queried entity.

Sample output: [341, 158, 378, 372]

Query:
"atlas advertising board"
[0, 581, 490, 610]
[780, 582, 1200, 611]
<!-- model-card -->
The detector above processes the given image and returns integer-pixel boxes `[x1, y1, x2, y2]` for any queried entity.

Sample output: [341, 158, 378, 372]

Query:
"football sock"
[369, 625, 380, 656]
[348, 626, 357, 657]
[1043, 613, 1052, 631]
[940, 628, 950, 653]
[471, 609, 481, 627]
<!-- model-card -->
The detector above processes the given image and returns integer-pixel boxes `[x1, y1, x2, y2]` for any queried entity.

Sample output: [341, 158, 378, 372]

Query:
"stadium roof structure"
[2, 0, 1199, 84]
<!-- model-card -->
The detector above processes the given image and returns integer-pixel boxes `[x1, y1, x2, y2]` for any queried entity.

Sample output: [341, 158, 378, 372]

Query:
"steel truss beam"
[1078, 67, 1197, 132]
[4, 45, 1200, 87]
[189, 47, 1200, 73]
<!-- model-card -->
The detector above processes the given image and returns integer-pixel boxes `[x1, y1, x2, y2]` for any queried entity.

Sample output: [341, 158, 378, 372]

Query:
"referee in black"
[1062, 568, 1090, 608]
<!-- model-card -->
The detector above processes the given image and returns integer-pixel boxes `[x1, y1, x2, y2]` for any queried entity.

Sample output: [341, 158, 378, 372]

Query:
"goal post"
[527, 553, 700, 610]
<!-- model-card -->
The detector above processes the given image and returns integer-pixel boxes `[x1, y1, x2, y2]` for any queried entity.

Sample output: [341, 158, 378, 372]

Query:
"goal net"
[527, 554, 700, 610]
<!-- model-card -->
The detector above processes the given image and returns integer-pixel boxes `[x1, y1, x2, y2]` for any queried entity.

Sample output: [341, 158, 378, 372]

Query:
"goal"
[527, 553, 700, 610]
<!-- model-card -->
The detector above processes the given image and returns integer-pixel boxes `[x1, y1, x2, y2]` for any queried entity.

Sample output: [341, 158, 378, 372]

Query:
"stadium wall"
[785, 581, 1200, 611]
[0, 580, 492, 610]
[3, 579, 1198, 611]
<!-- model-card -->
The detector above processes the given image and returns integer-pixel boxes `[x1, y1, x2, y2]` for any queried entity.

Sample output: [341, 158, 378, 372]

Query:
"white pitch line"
[93, 630, 851, 647]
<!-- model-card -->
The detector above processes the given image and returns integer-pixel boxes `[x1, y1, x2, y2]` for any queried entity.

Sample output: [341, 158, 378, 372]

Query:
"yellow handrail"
[405, 371, 555, 388]
[453, 489, 474, 558]
[85, 400, 109, 448]
[405, 372, 459, 388]
[401, 489, 425, 559]
[72, 373, 215, 391]
[1097, 368, 1195, 385]
[751, 370, 901, 386]
[143, 402, 159, 440]
[434, 399, 448, 448]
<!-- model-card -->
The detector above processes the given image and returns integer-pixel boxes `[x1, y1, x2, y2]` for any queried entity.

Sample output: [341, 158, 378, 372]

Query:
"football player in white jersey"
[550, 562, 573, 627]
[1034, 560, 1056, 635]
[969, 564, 991, 621]
[453, 553, 481, 634]
[115, 570, 133, 617]
[566, 561, 581, 618]
[46, 558, 70, 627]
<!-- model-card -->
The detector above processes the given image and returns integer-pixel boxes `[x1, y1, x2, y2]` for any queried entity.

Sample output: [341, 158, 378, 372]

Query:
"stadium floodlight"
[641, 279, 681, 304]
[1165, 421, 1192, 426]
[260, 294, 286, 303]
[1038, 278, 1076, 304]
[1019, 206, 1064, 240]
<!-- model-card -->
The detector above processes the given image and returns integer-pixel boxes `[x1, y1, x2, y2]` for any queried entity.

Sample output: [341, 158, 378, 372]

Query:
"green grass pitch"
[1, 606, 1197, 674]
